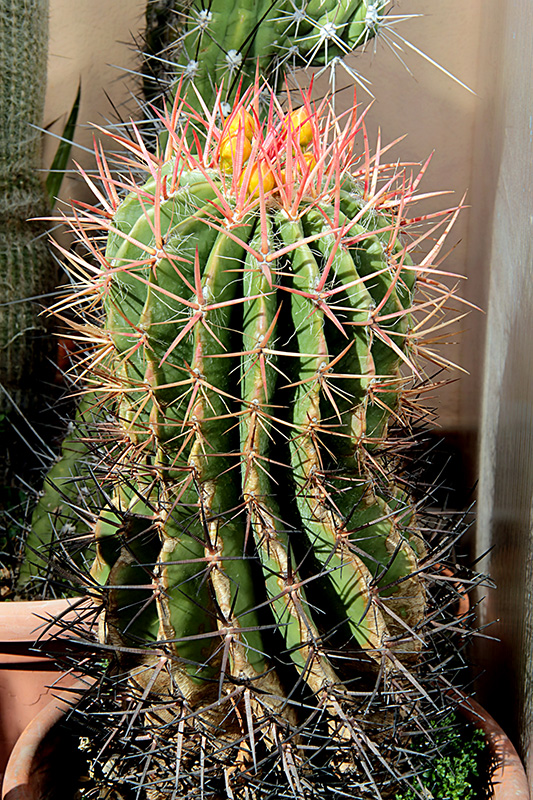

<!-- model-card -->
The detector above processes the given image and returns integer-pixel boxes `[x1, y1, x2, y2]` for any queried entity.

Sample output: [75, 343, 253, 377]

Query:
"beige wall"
[43, 0, 146, 203]
[474, 0, 533, 780]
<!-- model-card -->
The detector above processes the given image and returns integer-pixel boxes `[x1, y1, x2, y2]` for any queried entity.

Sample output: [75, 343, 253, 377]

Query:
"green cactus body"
[143, 0, 387, 115]
[20, 83, 466, 794]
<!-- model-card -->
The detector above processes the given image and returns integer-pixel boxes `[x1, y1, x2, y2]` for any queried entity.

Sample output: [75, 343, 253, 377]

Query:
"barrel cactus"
[23, 81, 466, 797]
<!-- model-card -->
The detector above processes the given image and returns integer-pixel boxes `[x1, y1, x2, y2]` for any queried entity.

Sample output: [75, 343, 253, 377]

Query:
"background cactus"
[21, 80, 470, 797]
[0, 0, 56, 417]
[0, 0, 78, 533]
[141, 0, 404, 116]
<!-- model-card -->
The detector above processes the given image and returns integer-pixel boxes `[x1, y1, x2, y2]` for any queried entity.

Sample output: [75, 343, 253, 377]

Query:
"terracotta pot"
[2, 687, 530, 800]
[0, 598, 87, 787]
[1, 679, 88, 800]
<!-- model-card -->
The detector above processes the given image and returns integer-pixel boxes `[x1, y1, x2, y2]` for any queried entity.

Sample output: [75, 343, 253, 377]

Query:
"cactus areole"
[42, 82, 463, 795]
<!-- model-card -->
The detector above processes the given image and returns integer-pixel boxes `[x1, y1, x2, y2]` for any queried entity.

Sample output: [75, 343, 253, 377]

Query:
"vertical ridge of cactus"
[20, 79, 469, 796]
[0, 0, 56, 414]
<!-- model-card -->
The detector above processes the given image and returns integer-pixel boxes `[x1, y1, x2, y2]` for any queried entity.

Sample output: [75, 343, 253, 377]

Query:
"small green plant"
[396, 714, 487, 800]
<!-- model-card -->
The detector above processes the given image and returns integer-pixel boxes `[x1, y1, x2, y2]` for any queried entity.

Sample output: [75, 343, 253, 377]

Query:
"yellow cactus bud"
[239, 162, 275, 196]
[286, 107, 314, 147]
[225, 107, 255, 141]
[219, 132, 252, 171]
[301, 152, 317, 172]
[282, 153, 317, 186]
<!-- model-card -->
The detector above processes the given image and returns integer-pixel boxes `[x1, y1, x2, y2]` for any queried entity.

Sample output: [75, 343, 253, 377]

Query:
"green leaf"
[46, 83, 81, 208]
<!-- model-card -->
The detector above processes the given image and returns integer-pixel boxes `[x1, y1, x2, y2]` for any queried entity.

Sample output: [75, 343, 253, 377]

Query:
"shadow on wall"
[476, 299, 533, 752]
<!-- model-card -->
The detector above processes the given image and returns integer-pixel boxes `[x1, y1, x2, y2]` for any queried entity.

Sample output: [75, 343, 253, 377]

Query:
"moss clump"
[397, 713, 488, 800]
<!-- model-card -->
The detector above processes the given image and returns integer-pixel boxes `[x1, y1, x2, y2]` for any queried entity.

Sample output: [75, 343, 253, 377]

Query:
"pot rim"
[0, 598, 87, 646]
